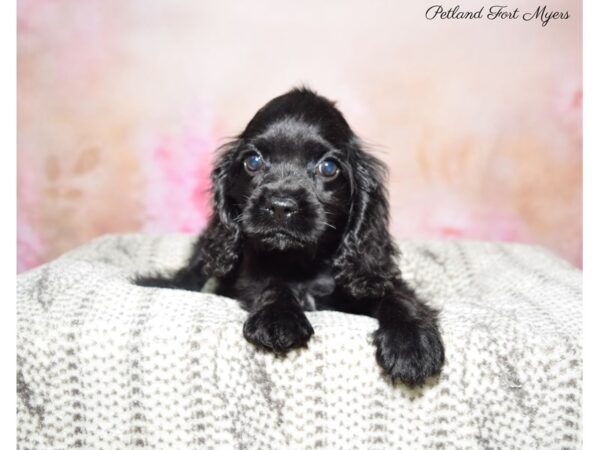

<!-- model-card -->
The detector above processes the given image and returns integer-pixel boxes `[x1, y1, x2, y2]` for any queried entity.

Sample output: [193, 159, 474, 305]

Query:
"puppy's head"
[205, 88, 396, 296]
[217, 88, 355, 253]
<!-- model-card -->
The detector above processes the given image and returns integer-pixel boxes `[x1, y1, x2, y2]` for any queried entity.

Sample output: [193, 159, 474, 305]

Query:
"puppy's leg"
[134, 216, 241, 291]
[372, 281, 444, 386]
[133, 263, 208, 291]
[242, 285, 314, 354]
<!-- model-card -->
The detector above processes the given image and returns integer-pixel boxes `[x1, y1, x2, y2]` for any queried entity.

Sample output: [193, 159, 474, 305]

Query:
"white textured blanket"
[17, 234, 582, 449]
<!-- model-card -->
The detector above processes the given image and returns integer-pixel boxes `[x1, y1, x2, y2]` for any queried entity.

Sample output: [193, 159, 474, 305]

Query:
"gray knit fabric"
[17, 234, 582, 449]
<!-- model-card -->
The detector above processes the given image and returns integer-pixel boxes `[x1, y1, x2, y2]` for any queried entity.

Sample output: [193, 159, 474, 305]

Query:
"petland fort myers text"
[425, 5, 570, 26]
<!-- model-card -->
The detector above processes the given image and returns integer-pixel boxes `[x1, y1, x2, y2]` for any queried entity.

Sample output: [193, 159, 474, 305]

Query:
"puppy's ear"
[189, 140, 242, 278]
[332, 141, 401, 298]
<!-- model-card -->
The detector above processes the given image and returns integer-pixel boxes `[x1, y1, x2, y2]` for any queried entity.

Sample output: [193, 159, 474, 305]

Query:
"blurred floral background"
[17, 0, 582, 272]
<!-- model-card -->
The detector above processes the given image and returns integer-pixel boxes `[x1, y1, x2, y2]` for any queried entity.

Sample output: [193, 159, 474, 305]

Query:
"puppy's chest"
[289, 272, 336, 311]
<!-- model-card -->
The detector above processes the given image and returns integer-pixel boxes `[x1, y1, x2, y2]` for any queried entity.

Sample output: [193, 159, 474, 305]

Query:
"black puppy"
[136, 88, 444, 386]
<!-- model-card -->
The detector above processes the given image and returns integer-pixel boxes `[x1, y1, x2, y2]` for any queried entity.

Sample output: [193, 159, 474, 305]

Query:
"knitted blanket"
[17, 234, 582, 449]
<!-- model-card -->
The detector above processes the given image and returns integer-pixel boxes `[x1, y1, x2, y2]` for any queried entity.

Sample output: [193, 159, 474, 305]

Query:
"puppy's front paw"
[373, 321, 444, 387]
[243, 302, 314, 354]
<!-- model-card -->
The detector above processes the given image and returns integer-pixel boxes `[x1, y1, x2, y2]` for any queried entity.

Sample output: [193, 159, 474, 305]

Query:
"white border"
[1, 0, 16, 446]
[582, 0, 598, 447]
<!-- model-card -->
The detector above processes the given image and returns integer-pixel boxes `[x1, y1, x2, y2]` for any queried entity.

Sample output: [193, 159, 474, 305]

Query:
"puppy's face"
[226, 118, 352, 253]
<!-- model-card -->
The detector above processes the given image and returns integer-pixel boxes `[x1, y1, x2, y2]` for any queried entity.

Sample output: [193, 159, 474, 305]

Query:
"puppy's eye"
[244, 153, 264, 174]
[316, 159, 339, 178]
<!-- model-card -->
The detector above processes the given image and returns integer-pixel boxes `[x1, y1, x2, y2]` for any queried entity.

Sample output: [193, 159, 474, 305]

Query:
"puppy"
[136, 88, 444, 386]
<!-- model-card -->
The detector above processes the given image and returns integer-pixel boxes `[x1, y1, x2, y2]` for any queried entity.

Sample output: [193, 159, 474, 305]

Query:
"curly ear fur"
[189, 140, 242, 279]
[332, 140, 401, 299]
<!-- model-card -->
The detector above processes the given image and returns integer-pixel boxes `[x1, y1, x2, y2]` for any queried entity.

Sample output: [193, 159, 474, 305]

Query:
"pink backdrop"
[17, 0, 582, 272]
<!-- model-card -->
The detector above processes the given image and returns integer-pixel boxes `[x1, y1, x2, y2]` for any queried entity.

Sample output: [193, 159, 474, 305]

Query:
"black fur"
[135, 87, 444, 386]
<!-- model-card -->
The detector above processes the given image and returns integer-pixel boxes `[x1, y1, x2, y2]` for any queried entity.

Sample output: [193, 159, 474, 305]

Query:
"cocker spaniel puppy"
[136, 88, 444, 386]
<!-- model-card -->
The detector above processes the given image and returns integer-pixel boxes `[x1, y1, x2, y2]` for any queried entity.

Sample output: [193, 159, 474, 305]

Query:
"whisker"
[317, 220, 337, 230]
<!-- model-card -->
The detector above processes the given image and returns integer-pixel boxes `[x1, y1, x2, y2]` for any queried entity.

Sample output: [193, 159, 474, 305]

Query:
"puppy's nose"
[267, 197, 298, 221]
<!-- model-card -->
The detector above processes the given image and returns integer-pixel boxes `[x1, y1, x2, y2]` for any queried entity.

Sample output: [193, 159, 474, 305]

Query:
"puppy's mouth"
[270, 230, 296, 239]
[248, 228, 310, 250]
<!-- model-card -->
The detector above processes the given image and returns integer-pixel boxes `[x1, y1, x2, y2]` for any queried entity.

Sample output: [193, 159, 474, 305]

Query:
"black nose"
[267, 196, 299, 221]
